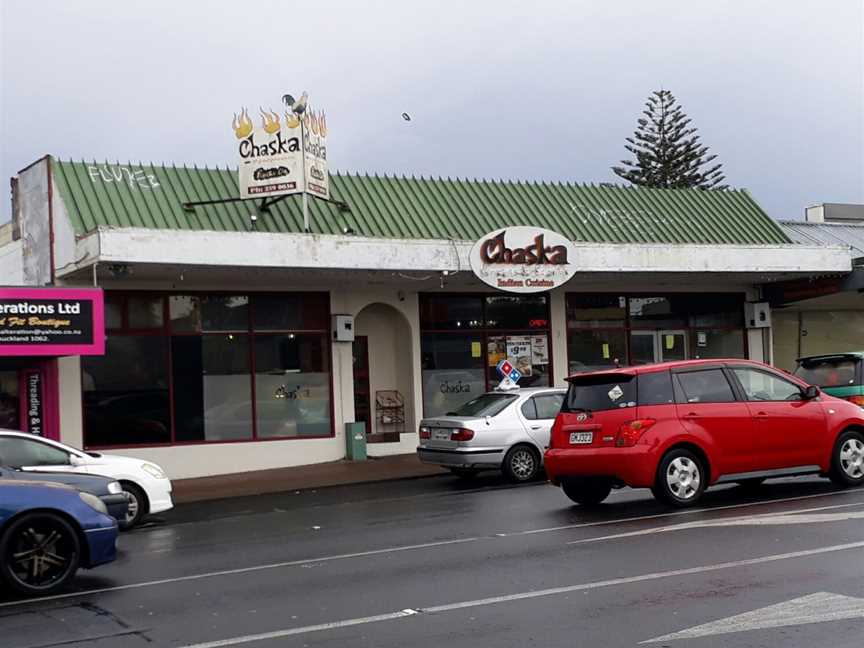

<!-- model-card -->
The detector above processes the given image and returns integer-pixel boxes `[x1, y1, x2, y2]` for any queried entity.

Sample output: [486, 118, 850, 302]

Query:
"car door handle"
[682, 412, 699, 419]
[754, 411, 769, 420]
[530, 425, 542, 430]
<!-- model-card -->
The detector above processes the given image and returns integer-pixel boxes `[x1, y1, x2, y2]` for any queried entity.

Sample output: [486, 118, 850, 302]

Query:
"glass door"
[659, 330, 688, 362]
[630, 331, 657, 365]
[630, 330, 688, 364]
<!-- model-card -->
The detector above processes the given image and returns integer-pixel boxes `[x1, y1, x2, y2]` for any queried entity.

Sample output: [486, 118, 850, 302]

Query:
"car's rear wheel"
[654, 448, 706, 507]
[120, 482, 148, 529]
[0, 513, 81, 595]
[561, 478, 613, 506]
[502, 445, 540, 483]
[449, 467, 479, 479]
[829, 430, 864, 487]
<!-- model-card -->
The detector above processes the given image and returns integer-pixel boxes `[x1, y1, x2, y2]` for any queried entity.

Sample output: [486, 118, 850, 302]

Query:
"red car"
[545, 359, 864, 507]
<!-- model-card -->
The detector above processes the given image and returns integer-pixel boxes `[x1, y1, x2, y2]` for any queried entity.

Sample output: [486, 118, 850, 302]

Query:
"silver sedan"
[417, 387, 566, 482]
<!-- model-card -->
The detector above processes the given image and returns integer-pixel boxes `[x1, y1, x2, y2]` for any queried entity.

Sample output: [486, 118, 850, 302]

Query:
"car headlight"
[141, 463, 166, 479]
[107, 481, 123, 495]
[80, 492, 108, 515]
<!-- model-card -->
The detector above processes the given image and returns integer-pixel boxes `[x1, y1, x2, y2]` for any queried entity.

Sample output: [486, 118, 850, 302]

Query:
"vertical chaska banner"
[303, 109, 329, 199]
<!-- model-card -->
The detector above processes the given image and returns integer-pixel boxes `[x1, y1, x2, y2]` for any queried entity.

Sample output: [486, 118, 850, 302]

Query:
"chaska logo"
[480, 231, 569, 265]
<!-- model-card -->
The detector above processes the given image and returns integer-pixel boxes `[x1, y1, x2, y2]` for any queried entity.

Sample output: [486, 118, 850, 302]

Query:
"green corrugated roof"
[51, 158, 791, 245]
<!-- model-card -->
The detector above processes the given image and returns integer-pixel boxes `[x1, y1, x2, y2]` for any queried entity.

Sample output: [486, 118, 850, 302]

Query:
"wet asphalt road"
[2, 473, 864, 648]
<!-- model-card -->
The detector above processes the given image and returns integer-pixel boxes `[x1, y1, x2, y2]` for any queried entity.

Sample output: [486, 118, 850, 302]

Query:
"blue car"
[0, 479, 118, 596]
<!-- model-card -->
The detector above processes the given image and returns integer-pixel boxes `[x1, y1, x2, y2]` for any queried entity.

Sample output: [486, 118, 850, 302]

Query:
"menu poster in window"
[531, 335, 549, 365]
[506, 335, 533, 377]
[487, 336, 506, 366]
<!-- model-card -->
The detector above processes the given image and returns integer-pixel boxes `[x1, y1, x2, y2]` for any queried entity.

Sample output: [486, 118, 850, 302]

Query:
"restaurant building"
[0, 156, 850, 479]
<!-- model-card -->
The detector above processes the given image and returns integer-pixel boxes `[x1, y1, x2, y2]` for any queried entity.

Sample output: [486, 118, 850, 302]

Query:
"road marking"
[641, 592, 864, 643]
[568, 501, 864, 545]
[2, 488, 861, 609]
[500, 488, 862, 537]
[177, 540, 864, 648]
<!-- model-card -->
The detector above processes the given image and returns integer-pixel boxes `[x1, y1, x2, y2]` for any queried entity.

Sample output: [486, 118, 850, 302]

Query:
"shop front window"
[566, 293, 746, 371]
[420, 295, 552, 417]
[82, 336, 171, 446]
[82, 293, 331, 448]
[254, 335, 331, 438]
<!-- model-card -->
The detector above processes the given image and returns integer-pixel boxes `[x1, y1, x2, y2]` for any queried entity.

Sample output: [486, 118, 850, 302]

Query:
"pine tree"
[612, 90, 727, 190]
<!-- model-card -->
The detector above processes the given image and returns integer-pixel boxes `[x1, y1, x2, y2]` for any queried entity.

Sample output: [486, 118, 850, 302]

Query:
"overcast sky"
[1, 0, 862, 223]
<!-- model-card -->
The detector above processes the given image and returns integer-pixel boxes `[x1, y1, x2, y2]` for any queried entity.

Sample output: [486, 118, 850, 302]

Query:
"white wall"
[16, 159, 52, 285]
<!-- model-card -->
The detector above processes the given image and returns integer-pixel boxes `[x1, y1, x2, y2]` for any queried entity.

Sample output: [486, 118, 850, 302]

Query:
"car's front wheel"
[0, 513, 81, 595]
[830, 430, 864, 487]
[654, 448, 706, 507]
[561, 478, 613, 506]
[120, 483, 148, 529]
[502, 445, 541, 483]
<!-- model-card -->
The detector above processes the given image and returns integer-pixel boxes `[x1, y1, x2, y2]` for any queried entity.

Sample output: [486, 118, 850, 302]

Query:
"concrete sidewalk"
[171, 454, 447, 503]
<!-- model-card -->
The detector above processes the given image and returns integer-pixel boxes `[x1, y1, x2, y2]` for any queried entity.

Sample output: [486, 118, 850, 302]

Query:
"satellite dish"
[401, 112, 411, 121]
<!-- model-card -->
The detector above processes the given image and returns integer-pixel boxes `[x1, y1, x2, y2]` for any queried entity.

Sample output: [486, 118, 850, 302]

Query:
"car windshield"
[563, 375, 636, 412]
[795, 358, 858, 387]
[446, 393, 518, 417]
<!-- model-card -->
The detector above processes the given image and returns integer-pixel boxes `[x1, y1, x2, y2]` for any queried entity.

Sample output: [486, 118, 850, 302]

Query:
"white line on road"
[567, 500, 864, 545]
[178, 540, 864, 648]
[641, 592, 864, 643]
[1, 488, 860, 610]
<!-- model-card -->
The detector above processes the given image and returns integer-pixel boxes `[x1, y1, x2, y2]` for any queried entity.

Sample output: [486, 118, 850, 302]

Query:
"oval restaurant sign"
[469, 227, 577, 293]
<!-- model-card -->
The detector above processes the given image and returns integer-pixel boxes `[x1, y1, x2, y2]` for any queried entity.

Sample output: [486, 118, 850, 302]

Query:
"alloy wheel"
[839, 438, 864, 479]
[124, 492, 140, 526]
[666, 456, 701, 500]
[510, 448, 536, 480]
[4, 517, 78, 592]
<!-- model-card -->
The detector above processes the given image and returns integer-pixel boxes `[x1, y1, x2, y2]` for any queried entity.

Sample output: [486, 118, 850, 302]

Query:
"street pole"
[300, 114, 310, 232]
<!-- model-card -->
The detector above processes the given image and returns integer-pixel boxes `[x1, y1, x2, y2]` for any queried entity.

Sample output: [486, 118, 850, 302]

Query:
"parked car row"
[0, 428, 173, 595]
[418, 358, 864, 508]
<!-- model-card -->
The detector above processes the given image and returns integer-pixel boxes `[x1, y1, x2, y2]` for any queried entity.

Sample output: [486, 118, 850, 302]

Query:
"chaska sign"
[0, 288, 105, 356]
[469, 227, 577, 293]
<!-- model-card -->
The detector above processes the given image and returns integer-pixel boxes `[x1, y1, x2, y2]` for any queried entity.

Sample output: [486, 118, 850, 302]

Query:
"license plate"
[432, 429, 451, 441]
[569, 432, 593, 445]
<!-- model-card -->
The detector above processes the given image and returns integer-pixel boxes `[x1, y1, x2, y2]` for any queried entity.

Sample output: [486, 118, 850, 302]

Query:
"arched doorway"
[353, 303, 415, 443]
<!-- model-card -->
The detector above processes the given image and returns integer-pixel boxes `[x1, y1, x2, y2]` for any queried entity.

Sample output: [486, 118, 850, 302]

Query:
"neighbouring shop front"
[0, 287, 104, 439]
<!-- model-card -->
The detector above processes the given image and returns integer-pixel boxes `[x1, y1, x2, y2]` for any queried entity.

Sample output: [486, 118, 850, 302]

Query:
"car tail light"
[846, 395, 864, 407]
[615, 419, 656, 447]
[548, 417, 562, 449]
[419, 426, 431, 439]
[450, 428, 475, 441]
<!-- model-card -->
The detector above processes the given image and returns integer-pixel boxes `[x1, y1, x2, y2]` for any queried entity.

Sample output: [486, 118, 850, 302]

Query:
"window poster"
[506, 335, 533, 376]
[531, 335, 549, 365]
[487, 336, 506, 366]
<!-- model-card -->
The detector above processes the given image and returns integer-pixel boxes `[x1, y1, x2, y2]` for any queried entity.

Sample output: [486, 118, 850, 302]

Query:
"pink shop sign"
[0, 288, 105, 356]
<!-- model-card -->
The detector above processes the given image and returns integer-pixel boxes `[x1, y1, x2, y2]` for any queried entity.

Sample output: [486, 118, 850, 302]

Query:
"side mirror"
[69, 454, 85, 466]
[803, 385, 820, 400]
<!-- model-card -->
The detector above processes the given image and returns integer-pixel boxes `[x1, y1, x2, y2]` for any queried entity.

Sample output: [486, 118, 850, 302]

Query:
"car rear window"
[446, 393, 517, 417]
[563, 375, 636, 412]
[675, 369, 736, 403]
[795, 358, 859, 387]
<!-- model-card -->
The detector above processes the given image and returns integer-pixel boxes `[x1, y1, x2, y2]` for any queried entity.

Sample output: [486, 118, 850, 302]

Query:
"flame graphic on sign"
[259, 107, 281, 134]
[319, 112, 327, 138]
[284, 111, 300, 129]
[310, 111, 320, 136]
[232, 107, 253, 139]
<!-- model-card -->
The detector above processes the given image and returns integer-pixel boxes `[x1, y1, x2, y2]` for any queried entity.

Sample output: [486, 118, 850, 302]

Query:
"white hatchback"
[0, 429, 173, 528]
[417, 387, 566, 482]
